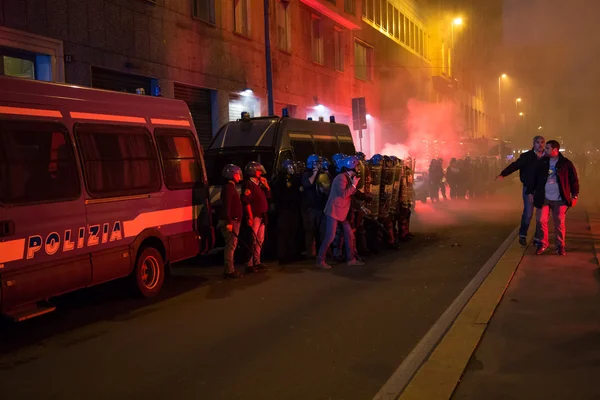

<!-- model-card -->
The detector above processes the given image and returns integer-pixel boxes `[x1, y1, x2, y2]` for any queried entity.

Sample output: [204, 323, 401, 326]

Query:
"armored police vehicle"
[0, 76, 213, 320]
[205, 113, 356, 249]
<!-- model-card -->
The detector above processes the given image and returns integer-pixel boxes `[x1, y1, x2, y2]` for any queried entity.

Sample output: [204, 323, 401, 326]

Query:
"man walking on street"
[497, 135, 546, 246]
[527, 140, 579, 255]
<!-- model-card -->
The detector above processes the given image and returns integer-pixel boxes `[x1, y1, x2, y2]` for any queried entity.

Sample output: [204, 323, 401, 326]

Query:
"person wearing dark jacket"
[273, 159, 301, 264]
[498, 135, 546, 246]
[526, 140, 579, 255]
[218, 164, 244, 279]
[241, 161, 271, 272]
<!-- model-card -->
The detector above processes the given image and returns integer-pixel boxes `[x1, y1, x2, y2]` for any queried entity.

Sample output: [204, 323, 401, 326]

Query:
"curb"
[372, 226, 522, 400]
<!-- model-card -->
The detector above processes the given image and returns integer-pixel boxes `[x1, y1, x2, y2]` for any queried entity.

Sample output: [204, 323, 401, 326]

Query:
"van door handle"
[0, 220, 15, 238]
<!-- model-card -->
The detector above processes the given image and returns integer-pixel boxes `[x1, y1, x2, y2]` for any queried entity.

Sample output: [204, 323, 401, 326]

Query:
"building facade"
[0, 0, 501, 158]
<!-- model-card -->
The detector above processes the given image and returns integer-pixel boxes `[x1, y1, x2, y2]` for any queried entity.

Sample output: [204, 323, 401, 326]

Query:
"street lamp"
[450, 17, 463, 78]
[519, 112, 524, 116]
[538, 126, 543, 130]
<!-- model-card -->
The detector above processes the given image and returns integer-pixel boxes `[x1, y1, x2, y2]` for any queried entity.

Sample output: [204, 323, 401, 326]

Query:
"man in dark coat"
[526, 140, 579, 256]
[498, 135, 546, 246]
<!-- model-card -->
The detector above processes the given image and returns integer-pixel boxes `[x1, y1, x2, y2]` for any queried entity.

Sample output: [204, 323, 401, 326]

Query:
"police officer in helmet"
[301, 154, 326, 258]
[273, 159, 301, 264]
[218, 164, 244, 279]
[241, 161, 271, 273]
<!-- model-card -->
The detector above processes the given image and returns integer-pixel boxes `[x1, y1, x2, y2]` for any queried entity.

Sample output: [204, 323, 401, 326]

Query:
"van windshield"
[205, 148, 275, 185]
[209, 119, 279, 149]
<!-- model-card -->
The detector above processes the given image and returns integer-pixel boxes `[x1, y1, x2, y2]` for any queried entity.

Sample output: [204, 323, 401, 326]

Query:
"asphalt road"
[0, 189, 521, 400]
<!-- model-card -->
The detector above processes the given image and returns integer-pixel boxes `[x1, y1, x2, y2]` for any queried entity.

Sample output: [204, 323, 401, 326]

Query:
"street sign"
[352, 97, 367, 131]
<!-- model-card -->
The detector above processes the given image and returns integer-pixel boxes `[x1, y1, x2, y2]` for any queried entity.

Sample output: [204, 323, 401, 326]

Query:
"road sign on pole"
[352, 97, 367, 131]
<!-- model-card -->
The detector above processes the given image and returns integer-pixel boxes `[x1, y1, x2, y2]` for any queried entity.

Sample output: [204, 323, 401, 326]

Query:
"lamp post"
[264, 0, 274, 116]
[450, 18, 462, 78]
[515, 97, 522, 111]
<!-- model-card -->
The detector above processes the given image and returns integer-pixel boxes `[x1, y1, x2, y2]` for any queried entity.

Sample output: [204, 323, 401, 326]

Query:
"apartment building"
[0, 0, 500, 155]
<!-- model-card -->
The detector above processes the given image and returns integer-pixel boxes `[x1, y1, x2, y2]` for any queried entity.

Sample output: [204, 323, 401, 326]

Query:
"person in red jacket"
[241, 161, 271, 272]
[218, 164, 244, 279]
[527, 140, 580, 255]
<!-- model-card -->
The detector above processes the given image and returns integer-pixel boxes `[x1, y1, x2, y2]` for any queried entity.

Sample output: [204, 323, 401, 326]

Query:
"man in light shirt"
[527, 140, 580, 255]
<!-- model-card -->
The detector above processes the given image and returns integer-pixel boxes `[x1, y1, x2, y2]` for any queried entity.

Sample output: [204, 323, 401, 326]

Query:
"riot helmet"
[332, 153, 346, 166]
[356, 152, 366, 161]
[244, 161, 267, 178]
[281, 159, 295, 175]
[370, 154, 384, 166]
[306, 154, 322, 170]
[340, 155, 360, 172]
[222, 164, 242, 181]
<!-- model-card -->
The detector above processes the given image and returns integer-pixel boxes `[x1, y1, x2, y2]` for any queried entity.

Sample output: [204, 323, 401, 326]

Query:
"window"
[234, 0, 250, 36]
[374, 0, 381, 25]
[334, 28, 344, 71]
[156, 130, 202, 189]
[0, 121, 79, 204]
[311, 17, 324, 65]
[354, 40, 372, 81]
[193, 0, 215, 24]
[409, 21, 415, 49]
[315, 140, 339, 159]
[276, 2, 292, 52]
[392, 7, 398, 39]
[381, 0, 387, 31]
[278, 149, 293, 171]
[345, 0, 356, 15]
[366, 0, 373, 20]
[76, 124, 161, 197]
[388, 5, 398, 39]
[291, 140, 315, 164]
[399, 13, 405, 42]
[420, 29, 424, 55]
[205, 149, 274, 184]
[339, 141, 355, 155]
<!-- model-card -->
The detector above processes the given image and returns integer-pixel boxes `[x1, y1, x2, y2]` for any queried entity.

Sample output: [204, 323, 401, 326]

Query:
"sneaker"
[316, 261, 332, 270]
[536, 245, 549, 255]
[519, 236, 527, 246]
[347, 259, 365, 266]
[255, 263, 269, 271]
[224, 270, 244, 279]
[557, 248, 567, 256]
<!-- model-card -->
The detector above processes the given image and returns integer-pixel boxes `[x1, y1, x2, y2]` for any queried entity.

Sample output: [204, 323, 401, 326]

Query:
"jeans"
[520, 186, 540, 241]
[536, 201, 568, 249]
[218, 220, 240, 273]
[247, 217, 265, 266]
[317, 215, 355, 263]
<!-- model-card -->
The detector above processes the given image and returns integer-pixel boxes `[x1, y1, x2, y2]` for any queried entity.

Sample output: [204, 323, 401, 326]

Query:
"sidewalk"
[452, 204, 600, 400]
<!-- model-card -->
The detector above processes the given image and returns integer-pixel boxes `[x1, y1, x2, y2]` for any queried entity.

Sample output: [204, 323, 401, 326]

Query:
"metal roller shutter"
[174, 84, 213, 150]
[91, 67, 152, 95]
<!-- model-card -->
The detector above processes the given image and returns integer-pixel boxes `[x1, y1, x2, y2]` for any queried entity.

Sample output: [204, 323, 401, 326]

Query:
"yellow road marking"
[398, 235, 526, 400]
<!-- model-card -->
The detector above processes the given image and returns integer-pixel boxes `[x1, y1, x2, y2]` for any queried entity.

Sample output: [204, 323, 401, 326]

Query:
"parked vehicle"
[0, 76, 213, 320]
[413, 171, 429, 204]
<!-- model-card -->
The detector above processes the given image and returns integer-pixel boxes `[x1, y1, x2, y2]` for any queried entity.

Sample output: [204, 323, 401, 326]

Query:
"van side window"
[0, 120, 79, 204]
[315, 139, 339, 159]
[339, 141, 356, 155]
[76, 124, 161, 197]
[291, 140, 315, 163]
[278, 149, 293, 171]
[155, 129, 202, 189]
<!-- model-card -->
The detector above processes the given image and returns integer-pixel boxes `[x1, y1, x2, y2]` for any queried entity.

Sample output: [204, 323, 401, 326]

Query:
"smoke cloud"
[380, 99, 465, 171]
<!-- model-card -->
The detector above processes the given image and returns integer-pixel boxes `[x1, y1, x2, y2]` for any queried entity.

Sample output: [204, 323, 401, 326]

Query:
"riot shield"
[378, 159, 395, 219]
[366, 163, 382, 218]
[316, 171, 332, 197]
[356, 158, 368, 192]
[390, 159, 402, 215]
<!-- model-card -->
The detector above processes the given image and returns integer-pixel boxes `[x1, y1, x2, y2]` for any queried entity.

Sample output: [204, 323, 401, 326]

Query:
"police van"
[204, 114, 356, 249]
[205, 114, 356, 198]
[0, 76, 213, 320]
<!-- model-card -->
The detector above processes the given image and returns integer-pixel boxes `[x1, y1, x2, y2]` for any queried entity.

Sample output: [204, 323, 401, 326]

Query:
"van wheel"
[133, 247, 165, 298]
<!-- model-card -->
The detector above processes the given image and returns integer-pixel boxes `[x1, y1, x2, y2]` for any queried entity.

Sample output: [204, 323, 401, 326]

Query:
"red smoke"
[380, 99, 465, 172]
